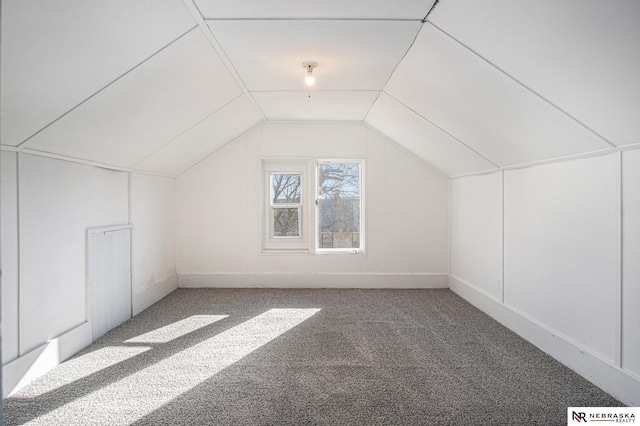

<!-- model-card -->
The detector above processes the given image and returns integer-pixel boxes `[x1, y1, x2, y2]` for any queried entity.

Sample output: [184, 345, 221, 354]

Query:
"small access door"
[87, 226, 132, 341]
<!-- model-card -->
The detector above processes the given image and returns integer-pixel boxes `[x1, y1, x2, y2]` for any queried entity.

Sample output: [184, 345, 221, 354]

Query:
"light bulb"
[302, 62, 317, 87]
[305, 73, 315, 86]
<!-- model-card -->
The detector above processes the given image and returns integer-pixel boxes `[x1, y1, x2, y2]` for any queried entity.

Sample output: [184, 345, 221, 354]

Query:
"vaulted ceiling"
[2, 1, 639, 177]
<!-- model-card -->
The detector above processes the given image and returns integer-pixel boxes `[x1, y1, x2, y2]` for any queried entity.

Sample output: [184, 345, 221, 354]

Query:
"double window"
[262, 159, 364, 253]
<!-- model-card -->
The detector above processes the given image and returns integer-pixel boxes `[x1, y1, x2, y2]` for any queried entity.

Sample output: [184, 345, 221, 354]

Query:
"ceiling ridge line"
[382, 91, 501, 169]
[182, 0, 267, 122]
[364, 18, 426, 123]
[249, 89, 380, 94]
[129, 93, 246, 169]
[422, 0, 440, 23]
[14, 25, 199, 149]
[203, 18, 423, 22]
[427, 21, 618, 150]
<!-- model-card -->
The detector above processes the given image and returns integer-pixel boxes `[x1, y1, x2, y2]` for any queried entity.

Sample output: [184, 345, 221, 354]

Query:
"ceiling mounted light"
[302, 61, 317, 87]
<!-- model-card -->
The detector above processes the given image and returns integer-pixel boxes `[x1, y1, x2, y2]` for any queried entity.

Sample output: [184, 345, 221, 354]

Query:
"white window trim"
[261, 159, 313, 253]
[315, 159, 365, 255]
[261, 158, 365, 255]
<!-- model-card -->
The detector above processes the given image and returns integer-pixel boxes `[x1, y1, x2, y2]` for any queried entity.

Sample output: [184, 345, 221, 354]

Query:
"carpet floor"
[3, 288, 623, 425]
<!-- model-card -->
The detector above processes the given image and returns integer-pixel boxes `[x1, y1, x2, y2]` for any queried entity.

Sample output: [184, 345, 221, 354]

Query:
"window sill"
[316, 249, 364, 255]
[261, 248, 312, 256]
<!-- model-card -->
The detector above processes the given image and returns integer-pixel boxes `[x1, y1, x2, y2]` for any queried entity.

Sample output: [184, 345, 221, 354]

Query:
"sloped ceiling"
[1, 0, 638, 177]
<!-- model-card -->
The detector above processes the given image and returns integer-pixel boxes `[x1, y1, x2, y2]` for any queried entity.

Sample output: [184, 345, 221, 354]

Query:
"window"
[316, 161, 363, 252]
[262, 160, 311, 252]
[262, 159, 364, 253]
[271, 173, 301, 237]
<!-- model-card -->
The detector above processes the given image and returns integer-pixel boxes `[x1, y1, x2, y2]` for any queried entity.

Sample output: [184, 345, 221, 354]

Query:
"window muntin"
[317, 161, 363, 252]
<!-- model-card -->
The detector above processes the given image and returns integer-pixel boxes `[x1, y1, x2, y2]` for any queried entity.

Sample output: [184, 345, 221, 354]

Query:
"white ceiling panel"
[195, 0, 434, 19]
[384, 25, 611, 167]
[366, 93, 496, 176]
[253, 91, 379, 121]
[208, 20, 420, 91]
[0, 0, 196, 146]
[134, 95, 263, 176]
[23, 29, 242, 168]
[430, 0, 640, 147]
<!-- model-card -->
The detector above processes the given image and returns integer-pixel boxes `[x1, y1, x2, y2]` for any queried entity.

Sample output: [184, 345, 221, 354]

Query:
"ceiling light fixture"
[302, 61, 317, 87]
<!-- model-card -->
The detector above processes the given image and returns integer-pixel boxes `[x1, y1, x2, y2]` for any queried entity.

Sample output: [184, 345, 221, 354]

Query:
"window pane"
[318, 163, 360, 249]
[273, 208, 300, 237]
[272, 174, 301, 204]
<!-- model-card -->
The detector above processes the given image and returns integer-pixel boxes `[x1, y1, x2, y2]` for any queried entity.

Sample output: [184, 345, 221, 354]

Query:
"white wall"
[450, 172, 503, 300]
[177, 123, 449, 287]
[623, 149, 640, 377]
[1, 153, 178, 395]
[450, 152, 640, 405]
[505, 155, 620, 363]
[19, 154, 129, 354]
[131, 173, 177, 298]
[1, 151, 19, 363]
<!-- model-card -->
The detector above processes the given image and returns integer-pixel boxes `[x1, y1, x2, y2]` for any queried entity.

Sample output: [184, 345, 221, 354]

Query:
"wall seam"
[448, 177, 452, 277]
[618, 151, 624, 369]
[15, 152, 22, 358]
[501, 170, 505, 304]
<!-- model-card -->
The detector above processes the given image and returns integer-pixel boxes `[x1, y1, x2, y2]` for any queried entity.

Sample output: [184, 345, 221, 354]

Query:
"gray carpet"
[3, 288, 623, 425]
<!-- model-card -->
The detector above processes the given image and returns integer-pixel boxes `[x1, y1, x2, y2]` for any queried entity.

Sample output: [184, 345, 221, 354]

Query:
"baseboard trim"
[3, 321, 92, 397]
[449, 275, 640, 406]
[132, 274, 178, 316]
[178, 273, 448, 289]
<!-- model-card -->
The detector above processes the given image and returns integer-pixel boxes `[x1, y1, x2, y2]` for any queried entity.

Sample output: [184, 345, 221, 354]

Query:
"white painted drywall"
[504, 154, 620, 363]
[18, 154, 128, 354]
[449, 151, 640, 405]
[1, 151, 19, 363]
[450, 172, 503, 300]
[622, 149, 640, 376]
[22, 29, 242, 168]
[384, 24, 610, 167]
[365, 92, 496, 176]
[131, 173, 176, 295]
[431, 0, 640, 147]
[1, 0, 196, 146]
[177, 123, 449, 281]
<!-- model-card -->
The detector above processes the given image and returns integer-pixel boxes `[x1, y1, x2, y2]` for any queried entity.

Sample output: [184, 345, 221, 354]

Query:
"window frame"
[315, 159, 365, 255]
[261, 159, 313, 253]
[261, 158, 365, 254]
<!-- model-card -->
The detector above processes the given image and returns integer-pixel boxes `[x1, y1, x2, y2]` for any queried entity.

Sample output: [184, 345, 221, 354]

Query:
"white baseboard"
[178, 273, 448, 289]
[3, 322, 92, 398]
[132, 274, 178, 316]
[449, 275, 640, 406]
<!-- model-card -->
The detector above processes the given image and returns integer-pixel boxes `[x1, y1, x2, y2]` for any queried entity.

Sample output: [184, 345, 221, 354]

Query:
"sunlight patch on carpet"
[25, 308, 320, 425]
[19, 346, 152, 397]
[125, 315, 228, 344]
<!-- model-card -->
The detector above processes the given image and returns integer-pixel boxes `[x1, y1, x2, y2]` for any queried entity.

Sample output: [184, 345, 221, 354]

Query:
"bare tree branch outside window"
[271, 174, 301, 237]
[317, 163, 360, 249]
